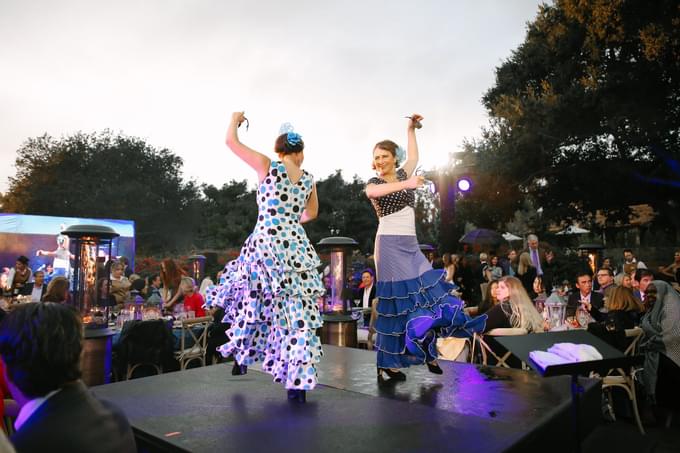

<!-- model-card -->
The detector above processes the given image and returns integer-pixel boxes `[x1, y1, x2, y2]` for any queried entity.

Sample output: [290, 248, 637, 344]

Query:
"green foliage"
[196, 180, 257, 250]
[2, 131, 200, 254]
[466, 0, 680, 232]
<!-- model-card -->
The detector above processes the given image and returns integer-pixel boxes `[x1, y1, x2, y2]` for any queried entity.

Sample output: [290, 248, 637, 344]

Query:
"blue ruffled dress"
[206, 161, 324, 389]
[368, 169, 485, 369]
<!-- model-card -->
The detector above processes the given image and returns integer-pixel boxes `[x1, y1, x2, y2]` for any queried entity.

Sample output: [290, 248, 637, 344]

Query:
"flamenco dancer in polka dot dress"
[206, 112, 324, 403]
[366, 114, 486, 382]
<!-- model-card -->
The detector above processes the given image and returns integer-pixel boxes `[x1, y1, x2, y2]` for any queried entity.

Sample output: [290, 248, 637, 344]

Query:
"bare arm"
[225, 112, 271, 183]
[400, 114, 422, 177]
[658, 264, 676, 277]
[163, 285, 184, 310]
[365, 175, 424, 199]
[300, 181, 318, 223]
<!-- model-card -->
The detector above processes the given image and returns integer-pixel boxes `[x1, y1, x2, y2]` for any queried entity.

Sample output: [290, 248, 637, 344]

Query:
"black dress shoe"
[426, 362, 443, 375]
[287, 389, 306, 403]
[231, 363, 248, 375]
[377, 367, 407, 381]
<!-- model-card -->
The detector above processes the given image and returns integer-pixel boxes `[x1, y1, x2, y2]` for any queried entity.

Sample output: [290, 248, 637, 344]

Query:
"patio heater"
[63, 224, 119, 329]
[316, 236, 360, 348]
[188, 254, 206, 283]
[317, 236, 359, 313]
[578, 243, 605, 275]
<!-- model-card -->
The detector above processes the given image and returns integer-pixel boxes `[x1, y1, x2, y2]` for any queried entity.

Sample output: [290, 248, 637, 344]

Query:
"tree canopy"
[461, 0, 680, 236]
[2, 131, 200, 254]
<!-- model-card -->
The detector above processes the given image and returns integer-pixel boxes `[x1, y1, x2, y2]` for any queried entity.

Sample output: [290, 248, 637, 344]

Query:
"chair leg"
[629, 381, 646, 435]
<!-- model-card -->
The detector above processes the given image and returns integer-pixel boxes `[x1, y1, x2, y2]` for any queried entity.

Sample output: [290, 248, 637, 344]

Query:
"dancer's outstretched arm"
[401, 113, 422, 177]
[366, 174, 424, 199]
[300, 181, 318, 223]
[225, 111, 271, 183]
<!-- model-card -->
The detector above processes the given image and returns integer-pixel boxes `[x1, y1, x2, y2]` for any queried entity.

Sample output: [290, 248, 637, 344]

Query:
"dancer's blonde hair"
[498, 276, 544, 332]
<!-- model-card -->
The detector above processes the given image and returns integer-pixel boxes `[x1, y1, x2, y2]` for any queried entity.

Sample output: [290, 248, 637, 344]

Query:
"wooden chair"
[470, 328, 528, 368]
[174, 316, 212, 370]
[599, 327, 645, 434]
[115, 319, 173, 380]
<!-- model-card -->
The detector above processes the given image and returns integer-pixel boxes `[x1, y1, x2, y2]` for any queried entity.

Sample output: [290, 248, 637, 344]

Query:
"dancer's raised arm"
[225, 111, 271, 183]
[401, 113, 422, 177]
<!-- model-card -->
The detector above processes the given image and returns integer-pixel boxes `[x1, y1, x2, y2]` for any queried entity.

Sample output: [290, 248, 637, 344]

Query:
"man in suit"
[632, 268, 655, 308]
[354, 269, 376, 309]
[19, 270, 46, 302]
[0, 303, 136, 453]
[525, 234, 545, 277]
[567, 271, 604, 319]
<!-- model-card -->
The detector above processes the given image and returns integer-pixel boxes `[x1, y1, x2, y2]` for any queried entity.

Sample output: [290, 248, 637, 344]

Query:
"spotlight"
[457, 178, 472, 192]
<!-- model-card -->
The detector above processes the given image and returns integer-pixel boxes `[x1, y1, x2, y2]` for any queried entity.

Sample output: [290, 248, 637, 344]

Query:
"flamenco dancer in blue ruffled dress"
[206, 112, 324, 402]
[366, 114, 486, 381]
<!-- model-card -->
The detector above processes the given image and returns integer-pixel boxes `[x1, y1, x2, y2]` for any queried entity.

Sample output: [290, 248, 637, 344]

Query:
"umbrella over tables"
[555, 225, 590, 235]
[502, 232, 522, 241]
[459, 228, 506, 245]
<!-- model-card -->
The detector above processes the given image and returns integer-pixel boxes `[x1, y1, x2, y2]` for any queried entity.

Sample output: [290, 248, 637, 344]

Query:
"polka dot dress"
[206, 161, 324, 390]
[367, 168, 415, 217]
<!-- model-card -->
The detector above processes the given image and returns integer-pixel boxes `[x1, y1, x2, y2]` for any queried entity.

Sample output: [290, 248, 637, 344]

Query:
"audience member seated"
[4, 257, 32, 297]
[532, 275, 547, 308]
[639, 281, 680, 423]
[566, 272, 604, 321]
[41, 276, 69, 303]
[657, 249, 680, 284]
[146, 274, 163, 306]
[477, 280, 500, 315]
[587, 286, 644, 351]
[614, 272, 633, 289]
[128, 278, 146, 305]
[595, 267, 615, 298]
[633, 268, 655, 309]
[18, 270, 46, 302]
[481, 276, 544, 333]
[0, 303, 136, 452]
[483, 255, 503, 282]
[180, 277, 205, 317]
[109, 261, 131, 307]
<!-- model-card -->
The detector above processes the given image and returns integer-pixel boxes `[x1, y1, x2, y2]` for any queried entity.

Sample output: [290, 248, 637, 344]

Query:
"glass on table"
[576, 307, 590, 327]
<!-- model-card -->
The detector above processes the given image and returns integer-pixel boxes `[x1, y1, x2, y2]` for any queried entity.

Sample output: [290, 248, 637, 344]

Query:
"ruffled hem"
[374, 269, 486, 366]
[218, 325, 322, 390]
[375, 269, 453, 317]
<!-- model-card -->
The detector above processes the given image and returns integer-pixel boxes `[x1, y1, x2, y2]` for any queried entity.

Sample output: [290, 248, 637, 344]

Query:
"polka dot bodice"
[204, 160, 325, 390]
[367, 168, 415, 217]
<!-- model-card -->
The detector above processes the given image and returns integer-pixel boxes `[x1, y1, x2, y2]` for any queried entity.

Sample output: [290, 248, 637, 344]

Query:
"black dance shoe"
[287, 389, 306, 403]
[426, 361, 443, 375]
[377, 367, 407, 382]
[231, 363, 248, 376]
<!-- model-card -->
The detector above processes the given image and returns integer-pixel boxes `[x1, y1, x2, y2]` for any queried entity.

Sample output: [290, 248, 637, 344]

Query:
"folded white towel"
[529, 350, 570, 370]
[547, 343, 603, 362]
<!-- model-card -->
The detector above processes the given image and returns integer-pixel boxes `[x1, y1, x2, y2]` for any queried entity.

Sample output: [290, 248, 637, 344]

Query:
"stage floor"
[92, 346, 601, 453]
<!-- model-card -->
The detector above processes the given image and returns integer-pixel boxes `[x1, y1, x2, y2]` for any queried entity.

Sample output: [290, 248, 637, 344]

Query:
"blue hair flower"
[395, 145, 406, 163]
[287, 132, 302, 146]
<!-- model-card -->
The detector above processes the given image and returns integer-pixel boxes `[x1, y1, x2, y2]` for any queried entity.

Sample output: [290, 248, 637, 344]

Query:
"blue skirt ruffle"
[375, 269, 486, 368]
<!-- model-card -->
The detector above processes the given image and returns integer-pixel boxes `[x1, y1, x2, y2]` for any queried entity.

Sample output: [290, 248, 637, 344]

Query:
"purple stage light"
[457, 178, 472, 192]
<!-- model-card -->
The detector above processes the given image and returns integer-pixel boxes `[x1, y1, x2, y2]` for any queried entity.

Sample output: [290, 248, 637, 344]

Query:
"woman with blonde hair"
[442, 253, 458, 283]
[517, 252, 537, 298]
[482, 276, 544, 333]
[614, 272, 633, 289]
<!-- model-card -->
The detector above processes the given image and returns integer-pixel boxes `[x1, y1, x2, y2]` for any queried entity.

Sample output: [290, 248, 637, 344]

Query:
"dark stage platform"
[92, 346, 601, 453]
